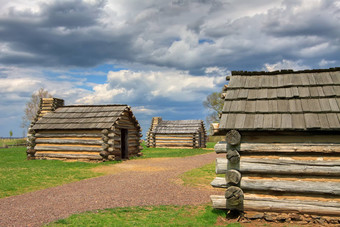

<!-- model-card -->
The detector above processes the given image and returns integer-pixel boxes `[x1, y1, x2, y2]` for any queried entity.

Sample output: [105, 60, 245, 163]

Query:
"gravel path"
[0, 152, 223, 227]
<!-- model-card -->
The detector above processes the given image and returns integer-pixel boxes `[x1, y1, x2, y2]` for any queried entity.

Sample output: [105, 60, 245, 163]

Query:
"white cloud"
[319, 59, 337, 68]
[77, 69, 225, 104]
[263, 59, 310, 71]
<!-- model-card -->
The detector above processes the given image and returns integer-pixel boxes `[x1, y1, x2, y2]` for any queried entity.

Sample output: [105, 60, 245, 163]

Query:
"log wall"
[154, 134, 195, 148]
[31, 129, 104, 161]
[29, 111, 142, 161]
[211, 131, 340, 216]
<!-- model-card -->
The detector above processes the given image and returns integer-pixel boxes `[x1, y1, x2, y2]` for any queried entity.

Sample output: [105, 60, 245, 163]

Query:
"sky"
[0, 0, 339, 137]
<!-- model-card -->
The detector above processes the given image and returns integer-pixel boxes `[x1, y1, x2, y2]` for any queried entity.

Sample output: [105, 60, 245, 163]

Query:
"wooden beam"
[35, 153, 102, 160]
[35, 146, 102, 152]
[211, 177, 340, 196]
[215, 142, 340, 154]
[35, 139, 102, 145]
[215, 157, 340, 176]
[35, 133, 102, 138]
[211, 195, 340, 216]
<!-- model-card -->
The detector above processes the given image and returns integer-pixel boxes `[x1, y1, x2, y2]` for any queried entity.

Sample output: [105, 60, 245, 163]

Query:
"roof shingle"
[219, 68, 340, 132]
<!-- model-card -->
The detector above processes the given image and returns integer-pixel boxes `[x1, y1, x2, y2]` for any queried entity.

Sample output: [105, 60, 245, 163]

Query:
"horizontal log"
[216, 142, 340, 154]
[211, 177, 340, 196]
[35, 145, 102, 152]
[216, 158, 340, 176]
[210, 195, 340, 215]
[35, 139, 102, 145]
[156, 141, 193, 144]
[214, 141, 227, 153]
[35, 133, 102, 138]
[155, 134, 194, 137]
[155, 144, 193, 147]
[35, 153, 102, 160]
[154, 137, 193, 140]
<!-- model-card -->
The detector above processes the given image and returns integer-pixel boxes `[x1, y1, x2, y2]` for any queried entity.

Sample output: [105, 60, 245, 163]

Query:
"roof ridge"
[231, 67, 340, 76]
[59, 104, 128, 108]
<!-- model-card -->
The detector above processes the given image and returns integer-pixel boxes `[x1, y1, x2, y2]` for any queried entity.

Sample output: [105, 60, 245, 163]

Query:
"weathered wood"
[35, 153, 102, 160]
[225, 130, 241, 145]
[211, 177, 340, 195]
[210, 195, 340, 216]
[216, 142, 340, 154]
[225, 169, 242, 185]
[35, 139, 102, 145]
[225, 186, 244, 206]
[35, 133, 102, 138]
[35, 146, 102, 152]
[226, 147, 240, 164]
[100, 150, 109, 158]
[214, 141, 227, 153]
[101, 129, 109, 135]
[215, 157, 340, 176]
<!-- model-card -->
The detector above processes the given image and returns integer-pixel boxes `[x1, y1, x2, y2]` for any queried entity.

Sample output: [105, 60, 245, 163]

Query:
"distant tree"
[21, 88, 52, 130]
[9, 130, 13, 138]
[203, 91, 224, 133]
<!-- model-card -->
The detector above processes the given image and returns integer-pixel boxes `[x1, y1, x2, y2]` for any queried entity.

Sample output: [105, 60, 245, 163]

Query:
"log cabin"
[146, 117, 207, 148]
[211, 67, 340, 216]
[26, 98, 142, 161]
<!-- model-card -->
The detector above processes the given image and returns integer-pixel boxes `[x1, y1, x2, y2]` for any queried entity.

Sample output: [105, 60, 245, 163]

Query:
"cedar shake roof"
[32, 105, 135, 130]
[152, 120, 205, 134]
[219, 68, 340, 133]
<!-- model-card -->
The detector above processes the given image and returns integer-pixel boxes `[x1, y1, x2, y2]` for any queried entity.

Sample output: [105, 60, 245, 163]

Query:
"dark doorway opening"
[198, 132, 202, 148]
[121, 129, 128, 159]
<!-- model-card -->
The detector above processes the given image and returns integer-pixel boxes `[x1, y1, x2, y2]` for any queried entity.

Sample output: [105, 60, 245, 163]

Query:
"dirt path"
[0, 152, 223, 227]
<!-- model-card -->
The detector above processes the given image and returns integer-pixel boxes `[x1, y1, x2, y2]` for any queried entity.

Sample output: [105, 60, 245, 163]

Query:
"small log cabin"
[26, 98, 142, 161]
[211, 67, 340, 216]
[146, 117, 207, 148]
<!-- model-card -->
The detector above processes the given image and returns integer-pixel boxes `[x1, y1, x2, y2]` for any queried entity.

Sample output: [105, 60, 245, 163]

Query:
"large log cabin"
[211, 67, 340, 216]
[26, 98, 142, 161]
[146, 117, 207, 148]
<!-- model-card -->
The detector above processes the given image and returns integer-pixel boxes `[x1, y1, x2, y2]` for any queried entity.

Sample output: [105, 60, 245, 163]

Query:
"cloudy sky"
[0, 0, 339, 137]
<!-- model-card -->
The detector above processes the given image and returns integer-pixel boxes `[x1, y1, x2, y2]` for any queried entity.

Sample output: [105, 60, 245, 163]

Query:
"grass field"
[0, 138, 26, 147]
[0, 144, 235, 226]
[140, 141, 215, 159]
[0, 147, 115, 198]
[0, 142, 216, 198]
[47, 205, 240, 227]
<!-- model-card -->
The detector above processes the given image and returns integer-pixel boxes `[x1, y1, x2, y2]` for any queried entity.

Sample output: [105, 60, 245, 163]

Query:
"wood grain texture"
[215, 157, 340, 176]
[210, 195, 340, 216]
[211, 177, 340, 196]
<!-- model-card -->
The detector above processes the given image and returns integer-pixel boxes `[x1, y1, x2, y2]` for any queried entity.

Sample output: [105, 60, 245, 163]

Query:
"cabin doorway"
[121, 129, 128, 159]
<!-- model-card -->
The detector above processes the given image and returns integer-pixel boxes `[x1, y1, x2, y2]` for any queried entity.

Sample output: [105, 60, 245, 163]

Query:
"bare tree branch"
[21, 88, 52, 129]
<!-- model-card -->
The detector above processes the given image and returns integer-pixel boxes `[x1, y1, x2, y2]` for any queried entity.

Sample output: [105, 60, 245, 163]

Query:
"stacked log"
[26, 128, 36, 159]
[100, 129, 109, 160]
[154, 134, 195, 148]
[211, 130, 244, 211]
[33, 129, 103, 161]
[37, 98, 64, 120]
[211, 132, 340, 216]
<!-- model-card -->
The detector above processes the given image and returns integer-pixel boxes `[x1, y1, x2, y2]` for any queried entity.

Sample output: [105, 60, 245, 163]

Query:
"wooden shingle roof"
[219, 68, 340, 132]
[152, 120, 204, 134]
[32, 105, 132, 130]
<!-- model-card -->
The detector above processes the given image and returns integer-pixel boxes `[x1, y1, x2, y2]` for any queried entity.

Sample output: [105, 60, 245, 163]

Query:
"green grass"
[0, 143, 216, 198]
[0, 138, 26, 147]
[0, 147, 116, 198]
[47, 205, 240, 227]
[140, 142, 215, 159]
[180, 162, 224, 189]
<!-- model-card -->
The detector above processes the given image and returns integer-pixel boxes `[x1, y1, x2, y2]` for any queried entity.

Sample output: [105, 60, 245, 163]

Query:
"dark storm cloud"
[0, 0, 339, 72]
[0, 0, 135, 67]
